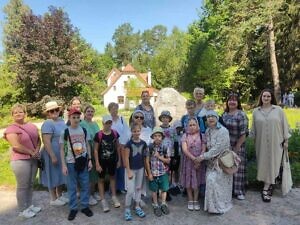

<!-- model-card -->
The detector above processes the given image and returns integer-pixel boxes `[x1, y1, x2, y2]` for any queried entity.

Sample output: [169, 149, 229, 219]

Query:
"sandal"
[135, 207, 146, 218]
[268, 185, 273, 196]
[124, 209, 132, 221]
[261, 190, 271, 203]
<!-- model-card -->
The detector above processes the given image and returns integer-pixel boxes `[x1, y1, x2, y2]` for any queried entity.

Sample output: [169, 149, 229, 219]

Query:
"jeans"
[66, 163, 89, 210]
[11, 159, 38, 211]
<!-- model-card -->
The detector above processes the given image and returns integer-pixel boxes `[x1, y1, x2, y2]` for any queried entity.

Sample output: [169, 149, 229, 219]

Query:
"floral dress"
[204, 125, 233, 214]
[180, 132, 205, 189]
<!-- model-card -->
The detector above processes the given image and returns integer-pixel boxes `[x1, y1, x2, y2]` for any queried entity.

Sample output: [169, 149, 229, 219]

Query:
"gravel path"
[0, 187, 299, 225]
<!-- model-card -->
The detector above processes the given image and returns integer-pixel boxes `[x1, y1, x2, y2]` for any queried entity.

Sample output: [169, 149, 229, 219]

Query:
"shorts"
[149, 173, 169, 192]
[98, 159, 117, 179]
[169, 156, 181, 171]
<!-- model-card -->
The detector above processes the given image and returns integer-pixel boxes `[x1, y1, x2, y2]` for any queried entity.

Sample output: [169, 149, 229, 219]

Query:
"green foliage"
[294, 91, 300, 107]
[0, 138, 15, 186]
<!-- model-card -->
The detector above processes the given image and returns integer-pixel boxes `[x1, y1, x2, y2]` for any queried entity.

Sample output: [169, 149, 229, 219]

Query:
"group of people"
[282, 91, 295, 108]
[4, 87, 291, 221]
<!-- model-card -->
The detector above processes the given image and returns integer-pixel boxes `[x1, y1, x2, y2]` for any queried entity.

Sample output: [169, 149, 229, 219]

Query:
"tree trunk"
[268, 16, 281, 104]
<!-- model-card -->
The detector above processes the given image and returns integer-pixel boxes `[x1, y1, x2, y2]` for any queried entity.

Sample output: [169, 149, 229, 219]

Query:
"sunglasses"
[134, 116, 144, 120]
[49, 108, 60, 113]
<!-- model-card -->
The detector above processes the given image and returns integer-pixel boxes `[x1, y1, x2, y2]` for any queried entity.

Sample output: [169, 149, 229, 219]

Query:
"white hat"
[43, 101, 62, 113]
[102, 115, 112, 124]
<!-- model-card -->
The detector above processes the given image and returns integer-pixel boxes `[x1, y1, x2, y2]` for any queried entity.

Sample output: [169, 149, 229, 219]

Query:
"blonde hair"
[11, 103, 26, 115]
[205, 99, 215, 105]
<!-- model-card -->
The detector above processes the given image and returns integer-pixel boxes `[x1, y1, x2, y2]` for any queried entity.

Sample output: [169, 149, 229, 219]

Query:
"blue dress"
[40, 118, 67, 189]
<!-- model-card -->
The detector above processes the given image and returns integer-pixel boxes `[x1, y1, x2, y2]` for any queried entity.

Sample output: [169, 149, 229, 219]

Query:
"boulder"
[154, 88, 187, 125]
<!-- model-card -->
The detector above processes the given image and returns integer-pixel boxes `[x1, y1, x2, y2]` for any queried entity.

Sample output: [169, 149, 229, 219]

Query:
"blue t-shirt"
[125, 139, 148, 170]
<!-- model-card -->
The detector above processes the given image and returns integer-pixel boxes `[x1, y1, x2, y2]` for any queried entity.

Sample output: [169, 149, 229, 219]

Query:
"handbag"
[281, 150, 293, 196]
[218, 149, 240, 175]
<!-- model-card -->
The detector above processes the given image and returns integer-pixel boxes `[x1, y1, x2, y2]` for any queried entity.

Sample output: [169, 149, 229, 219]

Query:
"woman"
[4, 104, 41, 218]
[193, 87, 206, 117]
[180, 118, 205, 211]
[40, 101, 68, 206]
[80, 104, 100, 205]
[251, 89, 289, 202]
[199, 110, 233, 214]
[222, 93, 248, 200]
[130, 110, 152, 145]
[135, 90, 156, 129]
[108, 102, 130, 193]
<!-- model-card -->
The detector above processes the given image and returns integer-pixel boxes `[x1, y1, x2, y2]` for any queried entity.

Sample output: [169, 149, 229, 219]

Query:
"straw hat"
[43, 101, 62, 113]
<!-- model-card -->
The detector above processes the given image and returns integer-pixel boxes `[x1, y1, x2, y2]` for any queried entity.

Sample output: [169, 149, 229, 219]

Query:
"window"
[118, 96, 124, 104]
[113, 86, 116, 91]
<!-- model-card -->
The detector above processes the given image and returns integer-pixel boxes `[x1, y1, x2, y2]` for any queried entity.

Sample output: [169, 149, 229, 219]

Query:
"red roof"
[122, 64, 136, 72]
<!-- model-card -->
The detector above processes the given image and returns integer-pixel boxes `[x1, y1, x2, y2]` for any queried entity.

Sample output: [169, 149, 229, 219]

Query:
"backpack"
[97, 129, 118, 161]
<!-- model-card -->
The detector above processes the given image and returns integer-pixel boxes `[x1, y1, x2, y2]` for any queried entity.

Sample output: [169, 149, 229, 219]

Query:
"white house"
[101, 64, 159, 109]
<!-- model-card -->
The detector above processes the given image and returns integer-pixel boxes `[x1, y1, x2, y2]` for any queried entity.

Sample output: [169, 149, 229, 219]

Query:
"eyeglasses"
[134, 116, 144, 120]
[49, 108, 60, 113]
[71, 116, 80, 120]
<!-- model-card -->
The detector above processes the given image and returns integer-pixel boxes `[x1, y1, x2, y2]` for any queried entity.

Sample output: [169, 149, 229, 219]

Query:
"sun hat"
[158, 110, 173, 122]
[132, 110, 145, 118]
[43, 101, 62, 113]
[68, 107, 81, 116]
[206, 110, 219, 120]
[151, 127, 165, 139]
[102, 115, 113, 124]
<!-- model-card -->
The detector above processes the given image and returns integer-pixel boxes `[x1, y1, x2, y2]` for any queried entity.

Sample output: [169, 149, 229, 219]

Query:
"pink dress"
[180, 132, 205, 188]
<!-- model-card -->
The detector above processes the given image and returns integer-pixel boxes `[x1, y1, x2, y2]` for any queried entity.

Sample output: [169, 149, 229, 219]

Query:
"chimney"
[147, 69, 152, 86]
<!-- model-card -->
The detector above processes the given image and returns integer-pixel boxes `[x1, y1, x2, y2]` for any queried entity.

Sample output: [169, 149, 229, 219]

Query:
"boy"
[181, 99, 205, 134]
[60, 108, 93, 221]
[145, 127, 171, 217]
[94, 115, 121, 212]
[159, 111, 175, 199]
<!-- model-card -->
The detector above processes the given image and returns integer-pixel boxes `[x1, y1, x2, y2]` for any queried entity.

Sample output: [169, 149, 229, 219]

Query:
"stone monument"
[153, 88, 187, 125]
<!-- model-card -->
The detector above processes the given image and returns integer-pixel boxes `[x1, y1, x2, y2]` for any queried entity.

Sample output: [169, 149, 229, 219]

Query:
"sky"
[0, 0, 202, 53]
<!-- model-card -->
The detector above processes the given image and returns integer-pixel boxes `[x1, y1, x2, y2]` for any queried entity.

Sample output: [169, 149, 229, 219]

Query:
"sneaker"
[187, 201, 193, 211]
[160, 204, 170, 215]
[193, 201, 200, 211]
[28, 205, 42, 213]
[101, 199, 110, 212]
[237, 194, 245, 200]
[112, 196, 121, 208]
[58, 195, 69, 204]
[68, 210, 78, 221]
[81, 207, 93, 217]
[19, 208, 36, 218]
[93, 192, 101, 201]
[89, 195, 98, 205]
[153, 205, 162, 217]
[50, 198, 66, 206]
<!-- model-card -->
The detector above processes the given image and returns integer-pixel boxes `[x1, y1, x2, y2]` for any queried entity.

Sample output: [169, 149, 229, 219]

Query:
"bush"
[294, 91, 300, 107]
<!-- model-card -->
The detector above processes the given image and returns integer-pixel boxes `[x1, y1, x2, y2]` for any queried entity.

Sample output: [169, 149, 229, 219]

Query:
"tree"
[112, 23, 141, 65]
[12, 7, 90, 102]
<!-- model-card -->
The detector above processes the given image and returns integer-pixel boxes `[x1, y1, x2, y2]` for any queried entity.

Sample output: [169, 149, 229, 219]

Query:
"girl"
[123, 124, 148, 220]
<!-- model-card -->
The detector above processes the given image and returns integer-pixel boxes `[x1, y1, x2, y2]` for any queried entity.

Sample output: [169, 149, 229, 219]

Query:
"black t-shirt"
[94, 130, 119, 161]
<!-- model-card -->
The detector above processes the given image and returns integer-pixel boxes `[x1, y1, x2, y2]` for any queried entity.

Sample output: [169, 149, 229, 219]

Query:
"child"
[203, 99, 225, 128]
[180, 118, 206, 211]
[60, 108, 93, 221]
[94, 115, 121, 212]
[181, 99, 205, 134]
[123, 124, 148, 221]
[159, 111, 176, 199]
[145, 127, 171, 217]
[169, 120, 183, 195]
